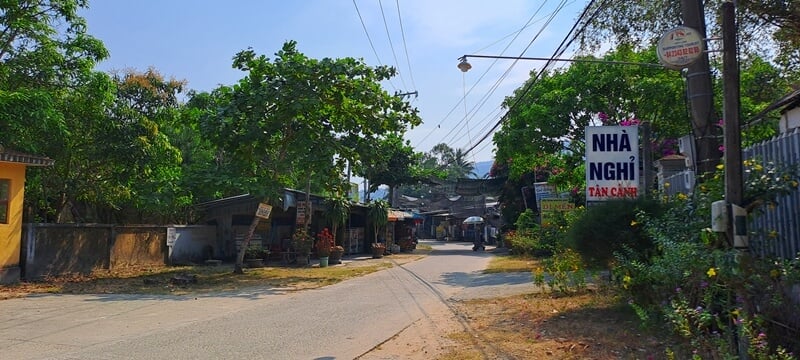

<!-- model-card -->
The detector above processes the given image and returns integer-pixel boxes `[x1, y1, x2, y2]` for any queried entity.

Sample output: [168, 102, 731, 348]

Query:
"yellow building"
[0, 146, 53, 284]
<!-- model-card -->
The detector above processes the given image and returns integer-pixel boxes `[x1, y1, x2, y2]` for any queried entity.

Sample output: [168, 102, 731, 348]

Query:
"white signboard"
[657, 26, 705, 70]
[533, 182, 556, 211]
[585, 126, 639, 202]
[166, 227, 178, 247]
[255, 203, 273, 219]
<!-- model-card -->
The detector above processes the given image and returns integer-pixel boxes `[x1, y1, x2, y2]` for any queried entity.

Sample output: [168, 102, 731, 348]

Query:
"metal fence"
[662, 128, 800, 260]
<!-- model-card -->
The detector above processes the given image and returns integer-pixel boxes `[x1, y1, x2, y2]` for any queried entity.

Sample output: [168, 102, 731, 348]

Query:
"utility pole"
[395, 90, 418, 99]
[722, 1, 743, 244]
[681, 0, 721, 176]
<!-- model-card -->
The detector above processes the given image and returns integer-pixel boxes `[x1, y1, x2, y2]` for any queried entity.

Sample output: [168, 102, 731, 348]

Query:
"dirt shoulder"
[0, 252, 427, 300]
[365, 287, 682, 360]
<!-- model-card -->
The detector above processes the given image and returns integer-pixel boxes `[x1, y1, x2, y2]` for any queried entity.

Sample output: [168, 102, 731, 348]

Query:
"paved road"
[0, 240, 540, 359]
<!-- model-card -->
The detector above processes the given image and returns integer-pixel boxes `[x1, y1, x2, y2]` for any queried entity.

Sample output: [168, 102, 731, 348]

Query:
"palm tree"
[450, 148, 477, 179]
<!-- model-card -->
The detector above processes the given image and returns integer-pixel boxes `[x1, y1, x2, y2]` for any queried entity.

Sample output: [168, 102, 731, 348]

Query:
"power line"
[460, 0, 599, 158]
[446, 0, 570, 150]
[378, 0, 408, 91]
[352, 0, 398, 92]
[417, 1, 554, 147]
[395, 0, 417, 91]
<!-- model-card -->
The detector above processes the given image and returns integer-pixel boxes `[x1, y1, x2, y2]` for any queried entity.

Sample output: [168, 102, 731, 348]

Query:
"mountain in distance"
[472, 160, 494, 178]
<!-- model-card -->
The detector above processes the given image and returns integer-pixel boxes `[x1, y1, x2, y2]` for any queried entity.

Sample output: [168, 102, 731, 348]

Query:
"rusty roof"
[0, 146, 55, 167]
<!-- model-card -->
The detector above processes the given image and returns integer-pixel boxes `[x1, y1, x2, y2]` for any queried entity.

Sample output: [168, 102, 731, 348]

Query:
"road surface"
[0, 240, 539, 359]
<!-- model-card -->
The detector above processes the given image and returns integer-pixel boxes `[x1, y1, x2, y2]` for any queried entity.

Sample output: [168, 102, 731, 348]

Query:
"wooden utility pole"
[722, 1, 744, 245]
[681, 0, 721, 176]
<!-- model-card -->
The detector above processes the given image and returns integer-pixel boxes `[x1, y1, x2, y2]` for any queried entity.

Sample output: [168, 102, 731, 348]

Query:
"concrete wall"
[21, 224, 218, 279]
[110, 226, 167, 268]
[168, 225, 217, 264]
[0, 162, 25, 284]
[22, 224, 112, 280]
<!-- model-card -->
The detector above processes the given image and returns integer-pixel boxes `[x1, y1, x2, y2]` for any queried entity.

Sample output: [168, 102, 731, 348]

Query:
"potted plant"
[244, 247, 267, 268]
[367, 199, 389, 243]
[329, 245, 344, 265]
[324, 196, 350, 265]
[400, 238, 416, 252]
[315, 228, 334, 267]
[291, 228, 313, 266]
[371, 242, 386, 259]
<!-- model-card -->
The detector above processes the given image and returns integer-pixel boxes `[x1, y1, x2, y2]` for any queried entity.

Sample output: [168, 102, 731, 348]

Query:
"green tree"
[0, 0, 113, 222]
[357, 133, 425, 206]
[494, 46, 688, 182]
[324, 195, 350, 246]
[427, 143, 476, 180]
[102, 68, 186, 223]
[0, 0, 108, 151]
[197, 41, 420, 273]
[578, 0, 800, 71]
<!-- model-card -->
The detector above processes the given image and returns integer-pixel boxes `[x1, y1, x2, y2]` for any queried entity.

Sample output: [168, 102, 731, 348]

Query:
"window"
[0, 179, 9, 224]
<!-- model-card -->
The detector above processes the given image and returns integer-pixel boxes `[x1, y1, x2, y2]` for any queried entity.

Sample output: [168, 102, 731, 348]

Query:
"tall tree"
[0, 0, 111, 222]
[357, 133, 424, 207]
[494, 46, 689, 182]
[577, 1, 800, 175]
[0, 0, 108, 150]
[579, 0, 800, 66]
[197, 41, 420, 273]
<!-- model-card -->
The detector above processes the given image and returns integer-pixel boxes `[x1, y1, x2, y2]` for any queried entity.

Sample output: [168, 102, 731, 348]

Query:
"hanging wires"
[352, 0, 398, 92]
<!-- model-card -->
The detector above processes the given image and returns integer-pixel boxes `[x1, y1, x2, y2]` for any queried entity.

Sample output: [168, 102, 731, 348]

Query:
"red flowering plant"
[315, 228, 334, 257]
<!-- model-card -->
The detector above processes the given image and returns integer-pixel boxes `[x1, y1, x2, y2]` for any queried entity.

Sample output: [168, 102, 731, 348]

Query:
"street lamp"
[457, 54, 664, 72]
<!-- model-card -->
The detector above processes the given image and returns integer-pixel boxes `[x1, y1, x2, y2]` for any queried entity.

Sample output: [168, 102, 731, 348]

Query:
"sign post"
[585, 125, 640, 203]
[255, 203, 273, 220]
[295, 201, 306, 225]
[657, 26, 705, 70]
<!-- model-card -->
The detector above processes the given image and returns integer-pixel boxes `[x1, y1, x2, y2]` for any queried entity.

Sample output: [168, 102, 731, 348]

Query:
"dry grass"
[440, 290, 680, 359]
[0, 251, 429, 300]
[483, 251, 543, 273]
[436, 252, 684, 359]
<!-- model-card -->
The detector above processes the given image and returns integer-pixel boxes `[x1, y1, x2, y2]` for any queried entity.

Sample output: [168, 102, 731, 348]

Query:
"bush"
[566, 198, 668, 267]
[505, 230, 549, 257]
[613, 193, 800, 357]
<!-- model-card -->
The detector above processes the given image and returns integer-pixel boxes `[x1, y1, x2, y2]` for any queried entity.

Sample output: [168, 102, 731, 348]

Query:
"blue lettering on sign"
[592, 132, 632, 152]
[589, 162, 635, 180]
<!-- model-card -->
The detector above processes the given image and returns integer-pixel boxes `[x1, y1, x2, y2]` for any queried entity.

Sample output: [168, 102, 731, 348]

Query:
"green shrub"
[614, 194, 800, 357]
[508, 208, 576, 257]
[532, 247, 590, 294]
[566, 197, 668, 267]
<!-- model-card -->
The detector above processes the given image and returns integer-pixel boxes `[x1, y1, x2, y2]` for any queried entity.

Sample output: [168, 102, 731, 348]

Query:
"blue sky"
[79, 0, 589, 163]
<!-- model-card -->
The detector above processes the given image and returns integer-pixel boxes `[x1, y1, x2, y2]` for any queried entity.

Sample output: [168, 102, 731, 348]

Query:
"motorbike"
[472, 237, 485, 251]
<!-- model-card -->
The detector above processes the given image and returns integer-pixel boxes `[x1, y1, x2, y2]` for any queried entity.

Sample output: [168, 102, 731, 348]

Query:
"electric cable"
[460, 0, 598, 158]
[352, 0, 398, 92]
[395, 0, 417, 91]
[417, 1, 554, 147]
[445, 0, 570, 150]
[378, 0, 408, 91]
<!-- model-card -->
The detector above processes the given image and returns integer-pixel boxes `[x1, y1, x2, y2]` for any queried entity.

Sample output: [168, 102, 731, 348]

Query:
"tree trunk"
[233, 214, 261, 274]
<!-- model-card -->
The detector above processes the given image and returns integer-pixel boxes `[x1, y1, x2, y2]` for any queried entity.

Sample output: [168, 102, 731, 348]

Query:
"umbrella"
[463, 216, 484, 224]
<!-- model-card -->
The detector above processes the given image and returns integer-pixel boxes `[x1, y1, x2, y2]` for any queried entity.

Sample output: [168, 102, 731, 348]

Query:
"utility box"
[711, 200, 727, 232]
[710, 200, 748, 248]
[731, 204, 748, 248]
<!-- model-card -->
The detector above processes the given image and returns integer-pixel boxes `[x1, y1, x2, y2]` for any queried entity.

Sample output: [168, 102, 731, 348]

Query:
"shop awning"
[388, 210, 414, 222]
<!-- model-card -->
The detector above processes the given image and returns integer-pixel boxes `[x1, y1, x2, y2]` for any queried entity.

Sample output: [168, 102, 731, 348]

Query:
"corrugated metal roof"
[0, 147, 54, 167]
